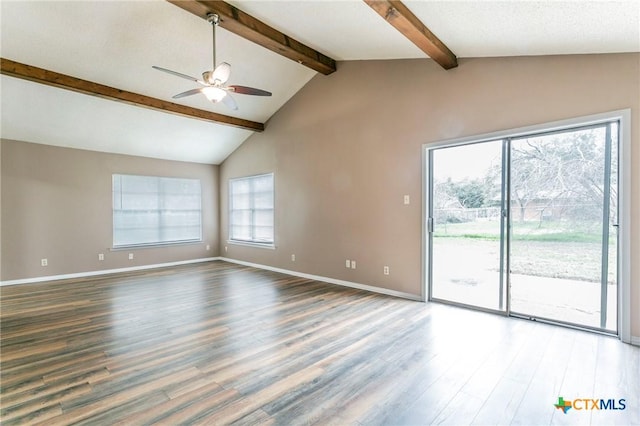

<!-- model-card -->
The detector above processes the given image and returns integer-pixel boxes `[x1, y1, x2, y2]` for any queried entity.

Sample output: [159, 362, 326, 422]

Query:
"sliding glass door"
[429, 140, 507, 312]
[426, 120, 619, 333]
[509, 124, 617, 331]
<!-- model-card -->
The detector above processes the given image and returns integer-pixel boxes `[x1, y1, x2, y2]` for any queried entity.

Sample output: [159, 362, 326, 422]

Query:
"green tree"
[450, 179, 487, 208]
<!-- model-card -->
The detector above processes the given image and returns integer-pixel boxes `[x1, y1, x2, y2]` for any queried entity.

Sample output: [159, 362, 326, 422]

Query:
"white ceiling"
[2, 0, 639, 165]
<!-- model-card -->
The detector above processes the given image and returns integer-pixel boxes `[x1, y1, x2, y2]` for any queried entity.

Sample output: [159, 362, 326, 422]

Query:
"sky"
[432, 139, 503, 181]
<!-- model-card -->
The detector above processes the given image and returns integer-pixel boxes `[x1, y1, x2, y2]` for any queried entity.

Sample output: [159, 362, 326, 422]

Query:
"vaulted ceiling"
[2, 0, 639, 164]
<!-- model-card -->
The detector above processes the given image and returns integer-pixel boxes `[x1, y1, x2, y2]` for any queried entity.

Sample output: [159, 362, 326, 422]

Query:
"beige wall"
[1, 140, 219, 281]
[2, 54, 637, 336]
[219, 54, 640, 335]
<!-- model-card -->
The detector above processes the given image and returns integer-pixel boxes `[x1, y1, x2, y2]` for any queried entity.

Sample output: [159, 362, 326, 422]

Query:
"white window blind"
[112, 174, 202, 248]
[229, 173, 274, 245]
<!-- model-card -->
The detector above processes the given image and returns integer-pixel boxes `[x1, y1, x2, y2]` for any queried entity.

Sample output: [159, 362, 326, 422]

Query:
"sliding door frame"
[422, 109, 631, 342]
[425, 140, 508, 315]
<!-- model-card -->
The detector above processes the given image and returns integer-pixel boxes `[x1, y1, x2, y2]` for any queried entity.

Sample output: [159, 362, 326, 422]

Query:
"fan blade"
[153, 66, 205, 85]
[172, 88, 203, 99]
[221, 92, 238, 110]
[228, 85, 272, 96]
[211, 62, 231, 84]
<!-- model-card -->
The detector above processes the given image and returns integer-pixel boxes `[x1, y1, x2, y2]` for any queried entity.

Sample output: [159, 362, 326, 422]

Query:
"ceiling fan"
[153, 13, 271, 111]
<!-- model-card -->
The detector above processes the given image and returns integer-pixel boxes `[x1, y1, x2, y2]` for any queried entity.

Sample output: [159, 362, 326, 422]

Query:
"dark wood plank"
[0, 58, 265, 132]
[364, 0, 458, 70]
[166, 0, 337, 75]
[1, 261, 637, 425]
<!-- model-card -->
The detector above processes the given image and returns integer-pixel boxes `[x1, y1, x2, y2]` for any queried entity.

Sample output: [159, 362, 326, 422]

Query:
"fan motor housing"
[202, 71, 216, 85]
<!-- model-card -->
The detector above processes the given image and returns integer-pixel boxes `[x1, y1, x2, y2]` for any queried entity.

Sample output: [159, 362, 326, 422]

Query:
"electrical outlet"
[291, 254, 296, 262]
[41, 258, 48, 267]
[98, 253, 105, 261]
[384, 266, 390, 275]
[225, 246, 228, 252]
[206, 244, 210, 251]
[351, 260, 357, 269]
[404, 195, 410, 205]
[128, 253, 134, 260]
[346, 259, 351, 268]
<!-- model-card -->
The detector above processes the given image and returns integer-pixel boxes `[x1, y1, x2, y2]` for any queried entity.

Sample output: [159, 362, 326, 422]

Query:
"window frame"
[112, 174, 203, 249]
[228, 172, 275, 248]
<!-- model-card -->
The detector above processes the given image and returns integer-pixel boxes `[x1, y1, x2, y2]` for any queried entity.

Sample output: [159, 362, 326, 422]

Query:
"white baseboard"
[2, 256, 423, 302]
[0, 257, 221, 286]
[219, 257, 423, 302]
[2, 256, 421, 302]
[631, 336, 640, 346]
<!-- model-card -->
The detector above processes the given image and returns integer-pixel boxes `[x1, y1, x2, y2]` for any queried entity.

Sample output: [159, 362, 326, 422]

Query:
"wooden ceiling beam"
[0, 58, 265, 132]
[364, 0, 458, 70]
[166, 0, 336, 75]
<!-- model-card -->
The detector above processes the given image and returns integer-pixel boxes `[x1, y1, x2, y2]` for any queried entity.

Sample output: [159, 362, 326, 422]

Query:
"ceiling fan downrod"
[207, 13, 220, 71]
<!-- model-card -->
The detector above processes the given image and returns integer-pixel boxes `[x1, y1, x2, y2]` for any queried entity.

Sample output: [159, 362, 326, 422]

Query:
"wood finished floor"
[1, 261, 638, 425]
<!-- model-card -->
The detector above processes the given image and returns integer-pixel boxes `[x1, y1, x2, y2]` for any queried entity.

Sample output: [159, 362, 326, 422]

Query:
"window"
[229, 173, 274, 245]
[112, 174, 202, 248]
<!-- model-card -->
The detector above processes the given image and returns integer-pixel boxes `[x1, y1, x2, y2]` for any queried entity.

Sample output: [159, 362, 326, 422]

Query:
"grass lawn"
[433, 220, 617, 283]
[435, 219, 609, 242]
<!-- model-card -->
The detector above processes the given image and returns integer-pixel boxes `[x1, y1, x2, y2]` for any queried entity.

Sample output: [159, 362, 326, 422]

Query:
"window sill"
[227, 240, 276, 250]
[111, 240, 203, 251]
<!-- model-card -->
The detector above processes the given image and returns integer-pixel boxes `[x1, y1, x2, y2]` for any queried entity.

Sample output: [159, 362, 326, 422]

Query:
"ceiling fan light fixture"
[202, 86, 226, 102]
